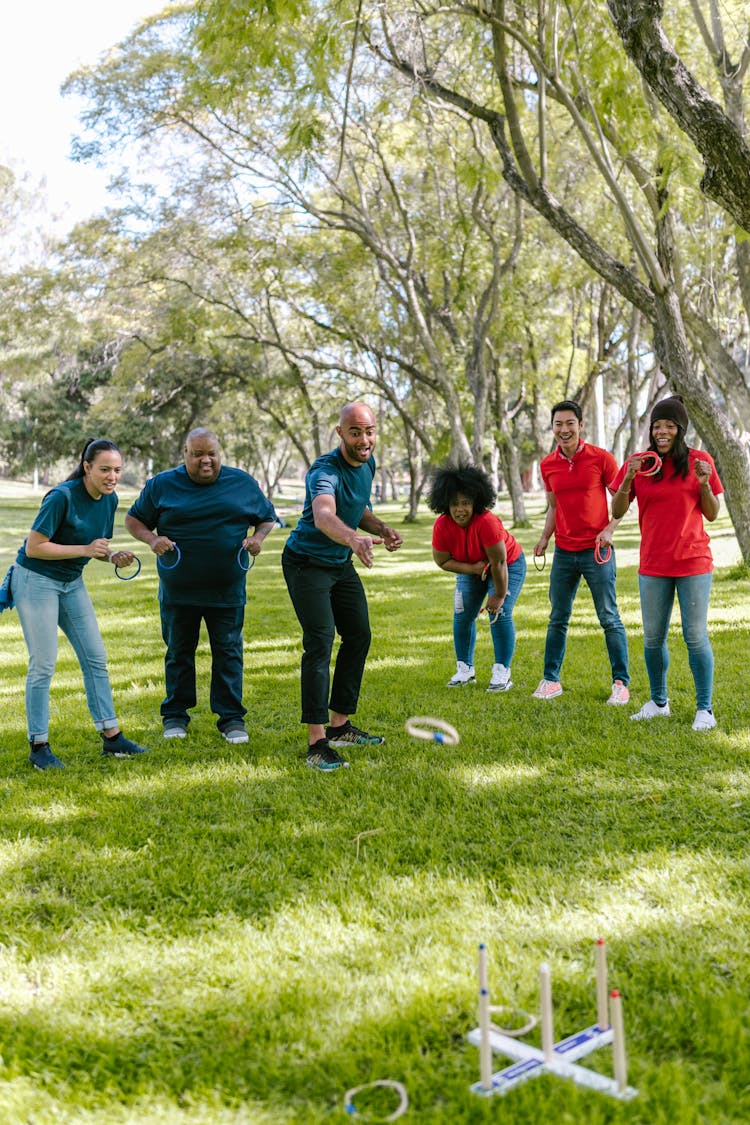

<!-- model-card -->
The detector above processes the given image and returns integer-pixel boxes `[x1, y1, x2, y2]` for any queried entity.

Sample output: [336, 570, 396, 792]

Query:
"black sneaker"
[326, 721, 385, 747]
[306, 738, 349, 770]
[101, 732, 150, 758]
[28, 742, 65, 770]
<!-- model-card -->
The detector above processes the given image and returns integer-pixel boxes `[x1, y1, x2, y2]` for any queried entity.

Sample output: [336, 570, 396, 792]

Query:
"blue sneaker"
[306, 739, 349, 770]
[28, 742, 65, 770]
[101, 732, 150, 758]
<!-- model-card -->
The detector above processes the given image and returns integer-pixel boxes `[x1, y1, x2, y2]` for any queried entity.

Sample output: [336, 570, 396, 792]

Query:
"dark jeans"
[544, 546, 629, 684]
[282, 548, 371, 725]
[160, 603, 246, 731]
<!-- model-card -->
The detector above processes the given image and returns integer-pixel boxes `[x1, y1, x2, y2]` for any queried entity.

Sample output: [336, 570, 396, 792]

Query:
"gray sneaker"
[163, 722, 187, 740]
[221, 721, 249, 745]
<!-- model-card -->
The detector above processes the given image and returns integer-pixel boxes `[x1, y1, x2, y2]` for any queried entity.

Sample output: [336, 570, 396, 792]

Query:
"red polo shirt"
[540, 442, 618, 551]
[610, 450, 723, 576]
[432, 509, 522, 564]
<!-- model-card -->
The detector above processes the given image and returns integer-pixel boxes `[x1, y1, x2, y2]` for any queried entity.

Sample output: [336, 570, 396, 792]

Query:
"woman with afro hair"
[428, 462, 526, 691]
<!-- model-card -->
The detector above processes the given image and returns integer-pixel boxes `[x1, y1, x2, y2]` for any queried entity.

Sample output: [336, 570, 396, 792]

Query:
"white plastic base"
[467, 1022, 638, 1101]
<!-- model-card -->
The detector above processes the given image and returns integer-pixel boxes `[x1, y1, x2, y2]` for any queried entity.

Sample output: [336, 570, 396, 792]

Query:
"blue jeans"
[638, 573, 714, 710]
[544, 547, 629, 684]
[453, 554, 527, 667]
[160, 604, 246, 731]
[12, 565, 117, 742]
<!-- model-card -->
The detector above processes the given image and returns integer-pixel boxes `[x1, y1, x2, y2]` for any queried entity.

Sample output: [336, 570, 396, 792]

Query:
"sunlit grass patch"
[0, 503, 748, 1121]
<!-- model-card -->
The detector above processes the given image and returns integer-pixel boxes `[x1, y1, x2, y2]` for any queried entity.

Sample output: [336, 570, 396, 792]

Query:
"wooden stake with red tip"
[610, 989, 628, 1091]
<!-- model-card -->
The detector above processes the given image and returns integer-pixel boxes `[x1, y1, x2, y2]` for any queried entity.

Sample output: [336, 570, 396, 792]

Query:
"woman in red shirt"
[429, 464, 526, 692]
[611, 396, 723, 731]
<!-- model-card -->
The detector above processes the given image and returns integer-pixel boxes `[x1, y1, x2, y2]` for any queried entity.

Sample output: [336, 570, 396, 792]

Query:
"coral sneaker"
[532, 679, 563, 700]
[607, 680, 630, 705]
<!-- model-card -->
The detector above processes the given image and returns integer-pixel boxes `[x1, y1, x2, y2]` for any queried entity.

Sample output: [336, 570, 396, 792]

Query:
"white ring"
[343, 1079, 409, 1121]
[405, 716, 460, 746]
[489, 1005, 538, 1037]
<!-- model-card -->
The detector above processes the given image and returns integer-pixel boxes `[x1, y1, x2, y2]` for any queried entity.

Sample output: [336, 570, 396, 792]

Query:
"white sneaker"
[630, 700, 670, 721]
[532, 679, 563, 700]
[692, 709, 716, 731]
[487, 664, 512, 693]
[448, 661, 475, 687]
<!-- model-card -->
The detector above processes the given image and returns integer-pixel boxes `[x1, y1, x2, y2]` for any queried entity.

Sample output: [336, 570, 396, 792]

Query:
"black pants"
[282, 548, 371, 725]
[160, 603, 246, 731]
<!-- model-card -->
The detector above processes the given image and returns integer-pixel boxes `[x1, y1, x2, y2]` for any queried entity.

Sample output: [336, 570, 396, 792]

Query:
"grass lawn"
[0, 489, 748, 1124]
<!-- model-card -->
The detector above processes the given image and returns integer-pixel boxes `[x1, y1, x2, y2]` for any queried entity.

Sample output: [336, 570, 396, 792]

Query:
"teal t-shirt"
[286, 449, 375, 565]
[16, 478, 117, 582]
[127, 464, 277, 606]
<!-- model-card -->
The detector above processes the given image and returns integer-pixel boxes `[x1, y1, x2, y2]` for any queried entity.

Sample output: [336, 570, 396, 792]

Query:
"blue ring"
[237, 546, 255, 572]
[157, 544, 182, 571]
[114, 555, 142, 581]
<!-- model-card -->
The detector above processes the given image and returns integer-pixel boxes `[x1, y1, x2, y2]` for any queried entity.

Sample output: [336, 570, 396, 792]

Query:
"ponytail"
[65, 438, 121, 481]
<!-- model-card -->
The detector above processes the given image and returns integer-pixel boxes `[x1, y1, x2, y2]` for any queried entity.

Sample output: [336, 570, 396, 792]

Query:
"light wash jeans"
[453, 553, 527, 667]
[12, 565, 117, 742]
[638, 573, 714, 710]
[543, 546, 629, 684]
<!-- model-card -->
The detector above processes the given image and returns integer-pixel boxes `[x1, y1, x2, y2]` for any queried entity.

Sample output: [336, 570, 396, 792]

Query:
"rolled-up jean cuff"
[93, 717, 118, 732]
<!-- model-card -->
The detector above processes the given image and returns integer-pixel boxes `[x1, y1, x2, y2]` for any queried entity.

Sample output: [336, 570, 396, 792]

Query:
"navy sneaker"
[101, 732, 150, 758]
[28, 742, 65, 770]
[326, 721, 385, 747]
[306, 739, 349, 771]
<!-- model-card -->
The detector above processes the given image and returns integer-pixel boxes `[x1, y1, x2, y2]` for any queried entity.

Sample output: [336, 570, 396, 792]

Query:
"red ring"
[594, 541, 611, 565]
[632, 450, 662, 476]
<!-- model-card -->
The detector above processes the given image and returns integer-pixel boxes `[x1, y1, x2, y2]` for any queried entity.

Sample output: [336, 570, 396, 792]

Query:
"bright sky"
[0, 1, 169, 231]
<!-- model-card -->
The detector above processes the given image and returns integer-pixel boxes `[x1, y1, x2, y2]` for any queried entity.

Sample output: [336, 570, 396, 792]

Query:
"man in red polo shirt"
[532, 400, 630, 703]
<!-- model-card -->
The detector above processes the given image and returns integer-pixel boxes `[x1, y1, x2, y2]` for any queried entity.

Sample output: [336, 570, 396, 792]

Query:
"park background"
[2, 1, 750, 1121]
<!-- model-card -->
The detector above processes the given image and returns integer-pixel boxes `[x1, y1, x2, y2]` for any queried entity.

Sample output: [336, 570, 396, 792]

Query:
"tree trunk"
[607, 0, 750, 233]
[496, 427, 529, 525]
[653, 288, 750, 561]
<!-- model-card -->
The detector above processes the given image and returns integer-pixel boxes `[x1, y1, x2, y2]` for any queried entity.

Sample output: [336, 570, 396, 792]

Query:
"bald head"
[184, 428, 222, 485]
[337, 402, 377, 467]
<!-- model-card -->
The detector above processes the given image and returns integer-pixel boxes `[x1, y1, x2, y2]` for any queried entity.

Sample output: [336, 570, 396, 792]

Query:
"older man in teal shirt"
[126, 428, 276, 745]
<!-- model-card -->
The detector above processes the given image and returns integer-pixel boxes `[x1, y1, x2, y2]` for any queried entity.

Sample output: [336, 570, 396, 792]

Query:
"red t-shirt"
[540, 443, 618, 551]
[610, 449, 723, 577]
[432, 509, 522, 565]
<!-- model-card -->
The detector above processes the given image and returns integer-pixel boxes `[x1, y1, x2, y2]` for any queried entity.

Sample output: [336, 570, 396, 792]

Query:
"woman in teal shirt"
[13, 438, 149, 770]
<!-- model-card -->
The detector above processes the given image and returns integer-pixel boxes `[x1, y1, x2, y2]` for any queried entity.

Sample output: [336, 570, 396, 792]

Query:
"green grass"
[0, 491, 749, 1123]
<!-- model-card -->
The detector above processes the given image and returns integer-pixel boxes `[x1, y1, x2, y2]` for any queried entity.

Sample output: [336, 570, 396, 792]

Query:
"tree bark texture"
[608, 0, 750, 233]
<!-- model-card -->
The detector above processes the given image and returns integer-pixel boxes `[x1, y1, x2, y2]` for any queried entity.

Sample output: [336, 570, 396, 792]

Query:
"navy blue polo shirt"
[128, 465, 276, 606]
[286, 449, 375, 565]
